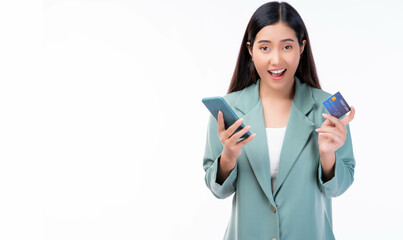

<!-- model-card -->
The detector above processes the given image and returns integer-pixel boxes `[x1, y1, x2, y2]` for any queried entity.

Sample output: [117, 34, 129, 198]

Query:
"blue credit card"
[322, 92, 351, 119]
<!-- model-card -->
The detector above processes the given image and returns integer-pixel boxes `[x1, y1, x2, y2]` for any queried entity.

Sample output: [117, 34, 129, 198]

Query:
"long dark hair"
[228, 1, 321, 93]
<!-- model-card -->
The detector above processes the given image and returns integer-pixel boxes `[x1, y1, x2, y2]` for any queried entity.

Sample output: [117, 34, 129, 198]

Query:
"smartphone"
[202, 96, 251, 139]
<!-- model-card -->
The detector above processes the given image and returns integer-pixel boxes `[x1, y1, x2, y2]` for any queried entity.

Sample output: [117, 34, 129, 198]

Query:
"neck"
[259, 79, 295, 102]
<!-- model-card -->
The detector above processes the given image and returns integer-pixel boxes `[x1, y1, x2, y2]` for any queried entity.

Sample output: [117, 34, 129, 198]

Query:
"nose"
[270, 49, 281, 65]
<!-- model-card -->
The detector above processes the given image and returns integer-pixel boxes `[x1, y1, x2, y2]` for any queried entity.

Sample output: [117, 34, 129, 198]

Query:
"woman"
[203, 2, 356, 240]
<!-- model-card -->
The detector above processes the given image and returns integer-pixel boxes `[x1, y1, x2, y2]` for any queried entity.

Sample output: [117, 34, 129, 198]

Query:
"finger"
[217, 111, 225, 133]
[237, 133, 256, 147]
[322, 119, 334, 127]
[321, 117, 347, 135]
[316, 127, 345, 138]
[341, 106, 355, 125]
[229, 125, 251, 143]
[322, 113, 345, 131]
[317, 132, 344, 145]
[225, 117, 245, 137]
[316, 126, 337, 134]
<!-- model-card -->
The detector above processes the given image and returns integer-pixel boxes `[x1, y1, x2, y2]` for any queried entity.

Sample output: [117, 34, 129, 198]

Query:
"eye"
[284, 45, 292, 50]
[260, 46, 269, 51]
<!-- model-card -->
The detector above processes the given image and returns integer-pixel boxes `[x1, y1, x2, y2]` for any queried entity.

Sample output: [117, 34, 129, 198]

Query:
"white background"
[1, 0, 402, 239]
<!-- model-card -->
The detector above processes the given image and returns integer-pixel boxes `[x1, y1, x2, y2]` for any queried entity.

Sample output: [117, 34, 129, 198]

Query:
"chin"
[264, 75, 294, 87]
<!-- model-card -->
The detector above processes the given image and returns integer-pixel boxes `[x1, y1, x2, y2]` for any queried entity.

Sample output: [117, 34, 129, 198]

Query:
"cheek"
[286, 53, 301, 70]
[252, 56, 268, 72]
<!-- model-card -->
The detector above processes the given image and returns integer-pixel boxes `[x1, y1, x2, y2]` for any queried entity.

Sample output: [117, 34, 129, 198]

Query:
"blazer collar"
[234, 76, 315, 116]
[234, 77, 316, 203]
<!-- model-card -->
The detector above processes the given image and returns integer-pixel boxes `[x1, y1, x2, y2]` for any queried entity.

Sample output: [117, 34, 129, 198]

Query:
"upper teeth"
[269, 69, 286, 74]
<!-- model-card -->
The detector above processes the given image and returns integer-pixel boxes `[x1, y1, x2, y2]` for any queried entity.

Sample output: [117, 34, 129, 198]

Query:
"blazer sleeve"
[317, 124, 356, 198]
[203, 115, 238, 199]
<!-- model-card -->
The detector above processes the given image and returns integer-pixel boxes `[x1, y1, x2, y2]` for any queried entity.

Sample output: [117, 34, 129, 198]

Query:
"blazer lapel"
[273, 78, 315, 197]
[233, 80, 275, 204]
[242, 100, 275, 204]
[233, 77, 316, 202]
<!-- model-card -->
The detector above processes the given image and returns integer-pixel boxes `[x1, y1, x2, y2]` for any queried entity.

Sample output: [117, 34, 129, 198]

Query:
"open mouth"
[268, 69, 286, 78]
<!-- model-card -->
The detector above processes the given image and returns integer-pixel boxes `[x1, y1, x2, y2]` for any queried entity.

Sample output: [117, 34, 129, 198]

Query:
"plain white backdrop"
[1, 0, 403, 239]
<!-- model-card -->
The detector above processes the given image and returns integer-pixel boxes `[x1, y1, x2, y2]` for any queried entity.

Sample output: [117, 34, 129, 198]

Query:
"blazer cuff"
[209, 156, 238, 199]
[318, 152, 341, 198]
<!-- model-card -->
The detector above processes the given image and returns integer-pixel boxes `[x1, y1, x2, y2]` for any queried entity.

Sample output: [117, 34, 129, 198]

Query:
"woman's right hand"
[216, 111, 256, 184]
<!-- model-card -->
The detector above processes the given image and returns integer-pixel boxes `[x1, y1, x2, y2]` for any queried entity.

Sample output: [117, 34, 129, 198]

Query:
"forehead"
[255, 22, 297, 42]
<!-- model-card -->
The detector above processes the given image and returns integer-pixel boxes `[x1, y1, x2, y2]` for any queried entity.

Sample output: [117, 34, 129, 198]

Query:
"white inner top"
[265, 127, 287, 192]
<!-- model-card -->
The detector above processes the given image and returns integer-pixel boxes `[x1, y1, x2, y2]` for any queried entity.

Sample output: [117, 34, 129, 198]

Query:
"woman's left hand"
[315, 106, 355, 155]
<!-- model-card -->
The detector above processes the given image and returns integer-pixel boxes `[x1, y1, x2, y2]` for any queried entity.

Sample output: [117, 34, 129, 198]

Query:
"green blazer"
[203, 77, 355, 240]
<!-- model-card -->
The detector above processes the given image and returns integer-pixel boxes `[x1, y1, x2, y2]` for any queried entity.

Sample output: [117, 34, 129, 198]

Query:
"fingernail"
[239, 118, 244, 122]
[315, 128, 320, 132]
[322, 113, 327, 118]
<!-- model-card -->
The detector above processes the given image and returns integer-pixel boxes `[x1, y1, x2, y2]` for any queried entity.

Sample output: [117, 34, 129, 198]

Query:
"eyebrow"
[257, 38, 295, 43]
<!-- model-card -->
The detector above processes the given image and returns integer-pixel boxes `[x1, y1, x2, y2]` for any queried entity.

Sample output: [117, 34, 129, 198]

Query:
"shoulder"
[310, 86, 332, 105]
[222, 83, 257, 107]
[307, 85, 333, 125]
[222, 91, 240, 106]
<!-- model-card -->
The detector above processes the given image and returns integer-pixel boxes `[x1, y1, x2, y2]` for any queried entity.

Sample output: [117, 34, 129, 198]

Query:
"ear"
[246, 41, 253, 57]
[300, 40, 306, 55]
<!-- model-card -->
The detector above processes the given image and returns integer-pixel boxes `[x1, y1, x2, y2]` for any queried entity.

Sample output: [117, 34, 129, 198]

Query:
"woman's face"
[247, 22, 306, 93]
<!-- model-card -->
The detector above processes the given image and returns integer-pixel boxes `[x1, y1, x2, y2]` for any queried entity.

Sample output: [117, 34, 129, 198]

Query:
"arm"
[317, 123, 355, 198]
[203, 115, 238, 199]
[203, 110, 255, 199]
